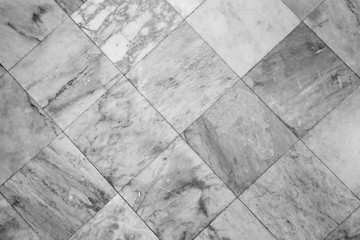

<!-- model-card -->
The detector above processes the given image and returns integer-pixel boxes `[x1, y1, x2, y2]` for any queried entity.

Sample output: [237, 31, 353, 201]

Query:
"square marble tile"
[196, 199, 275, 240]
[187, 0, 299, 77]
[70, 194, 158, 240]
[10, 19, 122, 130]
[72, 0, 183, 73]
[0, 194, 40, 240]
[282, 0, 323, 19]
[305, 0, 360, 76]
[0, 0, 67, 70]
[240, 142, 360, 240]
[65, 77, 177, 191]
[127, 22, 239, 133]
[183, 80, 297, 195]
[54, 0, 86, 15]
[243, 23, 360, 138]
[304, 86, 360, 198]
[325, 207, 360, 240]
[166, 0, 204, 18]
[0, 134, 116, 240]
[120, 137, 235, 240]
[0, 73, 60, 186]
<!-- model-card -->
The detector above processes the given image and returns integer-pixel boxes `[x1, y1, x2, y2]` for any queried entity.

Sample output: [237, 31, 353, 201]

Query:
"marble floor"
[1, 0, 360, 240]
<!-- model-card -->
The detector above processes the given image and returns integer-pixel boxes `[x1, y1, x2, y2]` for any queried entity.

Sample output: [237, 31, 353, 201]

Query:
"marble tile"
[70, 194, 158, 240]
[304, 86, 360, 198]
[0, 194, 40, 240]
[0, 73, 60, 186]
[127, 22, 239, 133]
[183, 80, 297, 195]
[0, 134, 116, 240]
[187, 0, 299, 77]
[10, 19, 121, 130]
[282, 0, 323, 19]
[0, 0, 67, 70]
[325, 207, 360, 240]
[0, 64, 6, 77]
[240, 142, 360, 240]
[65, 77, 177, 191]
[72, 0, 182, 73]
[243, 23, 360, 138]
[196, 199, 275, 240]
[305, 0, 360, 76]
[166, 0, 204, 18]
[54, 0, 86, 15]
[120, 137, 235, 240]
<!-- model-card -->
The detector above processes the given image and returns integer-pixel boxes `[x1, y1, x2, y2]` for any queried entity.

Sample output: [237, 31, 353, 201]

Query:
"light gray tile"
[243, 23, 360, 137]
[282, 0, 323, 19]
[127, 22, 239, 133]
[0, 64, 6, 77]
[121, 137, 235, 240]
[54, 0, 86, 15]
[0, 73, 60, 185]
[10, 19, 122, 130]
[240, 142, 360, 240]
[187, 0, 299, 77]
[183, 80, 297, 195]
[0, 134, 116, 240]
[72, 0, 182, 73]
[0, 0, 67, 69]
[325, 207, 360, 240]
[166, 0, 204, 17]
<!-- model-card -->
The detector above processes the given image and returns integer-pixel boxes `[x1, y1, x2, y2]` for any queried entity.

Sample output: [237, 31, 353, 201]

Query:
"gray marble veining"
[10, 19, 122, 130]
[243, 23, 360, 138]
[240, 142, 360, 240]
[0, 134, 116, 240]
[72, 0, 182, 73]
[166, 0, 204, 17]
[282, 0, 324, 19]
[0, 73, 60, 186]
[127, 22, 239, 133]
[120, 137, 235, 240]
[54, 0, 86, 15]
[183, 80, 297, 195]
[325, 207, 360, 240]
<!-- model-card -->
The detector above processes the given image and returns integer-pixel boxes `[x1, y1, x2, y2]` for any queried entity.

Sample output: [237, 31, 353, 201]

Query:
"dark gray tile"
[282, 0, 323, 19]
[54, 0, 86, 15]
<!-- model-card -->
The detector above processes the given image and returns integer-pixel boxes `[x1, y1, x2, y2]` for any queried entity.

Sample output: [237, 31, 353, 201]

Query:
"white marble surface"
[282, 0, 323, 19]
[166, 0, 204, 17]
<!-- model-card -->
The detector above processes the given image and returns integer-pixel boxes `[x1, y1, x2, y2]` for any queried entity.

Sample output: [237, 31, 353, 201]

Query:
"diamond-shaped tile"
[54, 0, 86, 15]
[0, 134, 116, 240]
[120, 137, 235, 240]
[183, 80, 297, 195]
[282, 0, 323, 19]
[187, 0, 299, 77]
[166, 0, 204, 17]
[72, 0, 182, 73]
[243, 23, 360, 138]
[325, 207, 360, 240]
[127, 22, 239, 133]
[240, 142, 360, 240]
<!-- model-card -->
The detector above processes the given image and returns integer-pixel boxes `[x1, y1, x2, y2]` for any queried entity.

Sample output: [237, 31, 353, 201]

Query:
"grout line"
[280, 0, 327, 21]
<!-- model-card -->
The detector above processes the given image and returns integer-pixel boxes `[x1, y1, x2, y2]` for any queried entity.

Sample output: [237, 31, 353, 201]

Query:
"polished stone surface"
[121, 137, 235, 240]
[187, 0, 299, 77]
[70, 194, 157, 240]
[10, 19, 122, 130]
[127, 22, 239, 133]
[183, 80, 297, 195]
[282, 0, 323, 19]
[0, 73, 60, 186]
[0, 134, 116, 240]
[304, 86, 360, 198]
[54, 0, 86, 15]
[0, 0, 67, 70]
[240, 142, 360, 240]
[66, 77, 177, 191]
[305, 0, 360, 76]
[0, 64, 6, 77]
[166, 0, 204, 17]
[72, 0, 182, 73]
[325, 207, 360, 240]
[243, 23, 360, 138]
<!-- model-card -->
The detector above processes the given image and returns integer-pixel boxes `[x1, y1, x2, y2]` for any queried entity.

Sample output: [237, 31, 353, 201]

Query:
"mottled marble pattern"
[166, 0, 204, 17]
[183, 80, 297, 195]
[0, 64, 6, 77]
[0, 73, 60, 186]
[240, 142, 360, 240]
[0, 194, 40, 240]
[325, 207, 360, 240]
[304, 86, 360, 198]
[66, 77, 177, 191]
[10, 19, 121, 130]
[282, 0, 324, 19]
[196, 199, 275, 240]
[243, 23, 360, 138]
[187, 0, 299, 77]
[121, 138, 235, 240]
[70, 194, 158, 240]
[0, 0, 67, 69]
[0, 134, 116, 240]
[72, 0, 182, 73]
[305, 0, 360, 76]
[54, 0, 86, 15]
[127, 22, 239, 132]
